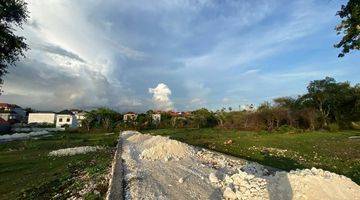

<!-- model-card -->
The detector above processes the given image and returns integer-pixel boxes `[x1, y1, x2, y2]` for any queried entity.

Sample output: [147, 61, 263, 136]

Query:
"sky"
[1, 0, 359, 112]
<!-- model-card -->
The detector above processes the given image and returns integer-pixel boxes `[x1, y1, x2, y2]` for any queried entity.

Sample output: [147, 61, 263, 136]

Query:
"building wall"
[28, 113, 56, 124]
[123, 114, 137, 121]
[75, 112, 86, 127]
[152, 114, 161, 124]
[56, 114, 77, 128]
[0, 113, 11, 121]
[0, 106, 26, 122]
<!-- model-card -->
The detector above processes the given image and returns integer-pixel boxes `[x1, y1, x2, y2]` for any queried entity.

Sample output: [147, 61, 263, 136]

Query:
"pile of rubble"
[140, 135, 195, 161]
[209, 164, 360, 200]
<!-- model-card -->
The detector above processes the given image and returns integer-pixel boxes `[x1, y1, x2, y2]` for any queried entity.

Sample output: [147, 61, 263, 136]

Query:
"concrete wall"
[75, 112, 86, 127]
[28, 113, 56, 124]
[123, 114, 137, 121]
[56, 114, 77, 128]
[152, 114, 161, 123]
[0, 113, 12, 121]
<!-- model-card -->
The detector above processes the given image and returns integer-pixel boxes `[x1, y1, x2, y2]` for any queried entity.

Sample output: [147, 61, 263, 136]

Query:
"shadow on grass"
[261, 154, 305, 172]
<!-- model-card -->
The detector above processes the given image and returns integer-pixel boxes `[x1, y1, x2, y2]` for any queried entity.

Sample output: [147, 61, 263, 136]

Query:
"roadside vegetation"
[145, 128, 360, 184]
[0, 131, 118, 200]
[83, 77, 360, 133]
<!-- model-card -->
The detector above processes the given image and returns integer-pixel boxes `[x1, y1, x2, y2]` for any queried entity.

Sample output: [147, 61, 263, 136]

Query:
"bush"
[327, 123, 340, 132]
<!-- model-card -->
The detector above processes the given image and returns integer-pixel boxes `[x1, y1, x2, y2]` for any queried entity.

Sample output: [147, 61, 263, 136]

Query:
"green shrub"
[327, 123, 340, 132]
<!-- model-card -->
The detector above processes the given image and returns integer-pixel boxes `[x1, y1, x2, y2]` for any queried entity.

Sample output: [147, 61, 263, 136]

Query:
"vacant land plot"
[0, 131, 118, 199]
[145, 128, 360, 184]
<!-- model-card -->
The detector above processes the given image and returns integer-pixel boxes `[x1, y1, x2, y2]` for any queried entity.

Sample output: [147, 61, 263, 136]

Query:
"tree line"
[81, 77, 360, 133]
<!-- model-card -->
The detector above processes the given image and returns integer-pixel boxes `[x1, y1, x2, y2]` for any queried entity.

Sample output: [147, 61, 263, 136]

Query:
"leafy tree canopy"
[0, 0, 28, 83]
[335, 0, 360, 57]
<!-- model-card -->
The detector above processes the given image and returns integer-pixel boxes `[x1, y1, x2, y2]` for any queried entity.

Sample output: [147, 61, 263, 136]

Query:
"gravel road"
[107, 131, 360, 200]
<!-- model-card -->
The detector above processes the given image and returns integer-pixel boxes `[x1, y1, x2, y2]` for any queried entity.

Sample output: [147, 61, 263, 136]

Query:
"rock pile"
[212, 165, 360, 200]
[140, 136, 195, 161]
[49, 146, 103, 157]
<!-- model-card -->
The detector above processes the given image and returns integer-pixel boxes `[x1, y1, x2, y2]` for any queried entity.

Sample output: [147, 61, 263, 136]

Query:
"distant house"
[123, 112, 137, 122]
[0, 103, 26, 123]
[56, 110, 78, 128]
[152, 113, 161, 124]
[167, 111, 191, 117]
[56, 114, 77, 128]
[28, 113, 56, 124]
[241, 104, 255, 112]
[69, 109, 86, 127]
[0, 111, 19, 123]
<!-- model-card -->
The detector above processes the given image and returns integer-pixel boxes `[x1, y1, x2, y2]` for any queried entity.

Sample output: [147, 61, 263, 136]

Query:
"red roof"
[0, 103, 20, 109]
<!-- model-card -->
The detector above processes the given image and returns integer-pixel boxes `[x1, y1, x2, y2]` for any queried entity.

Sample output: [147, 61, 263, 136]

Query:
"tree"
[334, 0, 360, 57]
[82, 112, 96, 132]
[191, 108, 218, 128]
[304, 77, 359, 127]
[0, 0, 29, 83]
[81, 108, 121, 131]
[273, 97, 298, 109]
[258, 102, 276, 131]
[305, 77, 335, 127]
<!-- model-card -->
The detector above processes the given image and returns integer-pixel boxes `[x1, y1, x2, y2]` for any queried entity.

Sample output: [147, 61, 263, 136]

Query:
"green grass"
[144, 128, 360, 184]
[0, 131, 118, 200]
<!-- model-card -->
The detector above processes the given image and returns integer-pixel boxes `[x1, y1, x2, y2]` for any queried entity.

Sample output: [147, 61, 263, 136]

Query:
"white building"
[123, 112, 137, 122]
[56, 114, 78, 128]
[28, 113, 56, 124]
[74, 112, 86, 127]
[0, 103, 26, 122]
[0, 112, 18, 121]
[152, 113, 161, 124]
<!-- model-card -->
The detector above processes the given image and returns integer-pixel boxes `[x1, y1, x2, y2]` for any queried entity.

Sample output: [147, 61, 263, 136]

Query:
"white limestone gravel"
[120, 131, 360, 200]
[140, 135, 195, 161]
[49, 146, 103, 157]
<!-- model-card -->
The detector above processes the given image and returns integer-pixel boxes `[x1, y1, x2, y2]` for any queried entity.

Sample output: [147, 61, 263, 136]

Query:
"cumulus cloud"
[149, 83, 174, 111]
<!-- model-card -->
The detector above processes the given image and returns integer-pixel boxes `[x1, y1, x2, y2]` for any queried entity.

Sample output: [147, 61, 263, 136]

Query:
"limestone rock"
[209, 172, 219, 183]
[223, 187, 237, 200]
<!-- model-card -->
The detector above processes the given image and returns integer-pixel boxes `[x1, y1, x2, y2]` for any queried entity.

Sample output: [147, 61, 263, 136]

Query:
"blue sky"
[1, 0, 359, 112]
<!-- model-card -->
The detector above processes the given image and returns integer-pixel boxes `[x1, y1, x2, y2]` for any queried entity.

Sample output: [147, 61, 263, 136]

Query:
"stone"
[223, 187, 237, 200]
[209, 172, 220, 183]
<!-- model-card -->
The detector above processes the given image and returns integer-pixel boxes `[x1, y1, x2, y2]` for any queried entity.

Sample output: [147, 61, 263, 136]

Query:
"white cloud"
[148, 83, 174, 111]
[1, 0, 148, 111]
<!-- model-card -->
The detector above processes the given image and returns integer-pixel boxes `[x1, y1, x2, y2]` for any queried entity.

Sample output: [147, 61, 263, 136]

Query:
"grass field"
[0, 131, 118, 200]
[145, 128, 360, 184]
